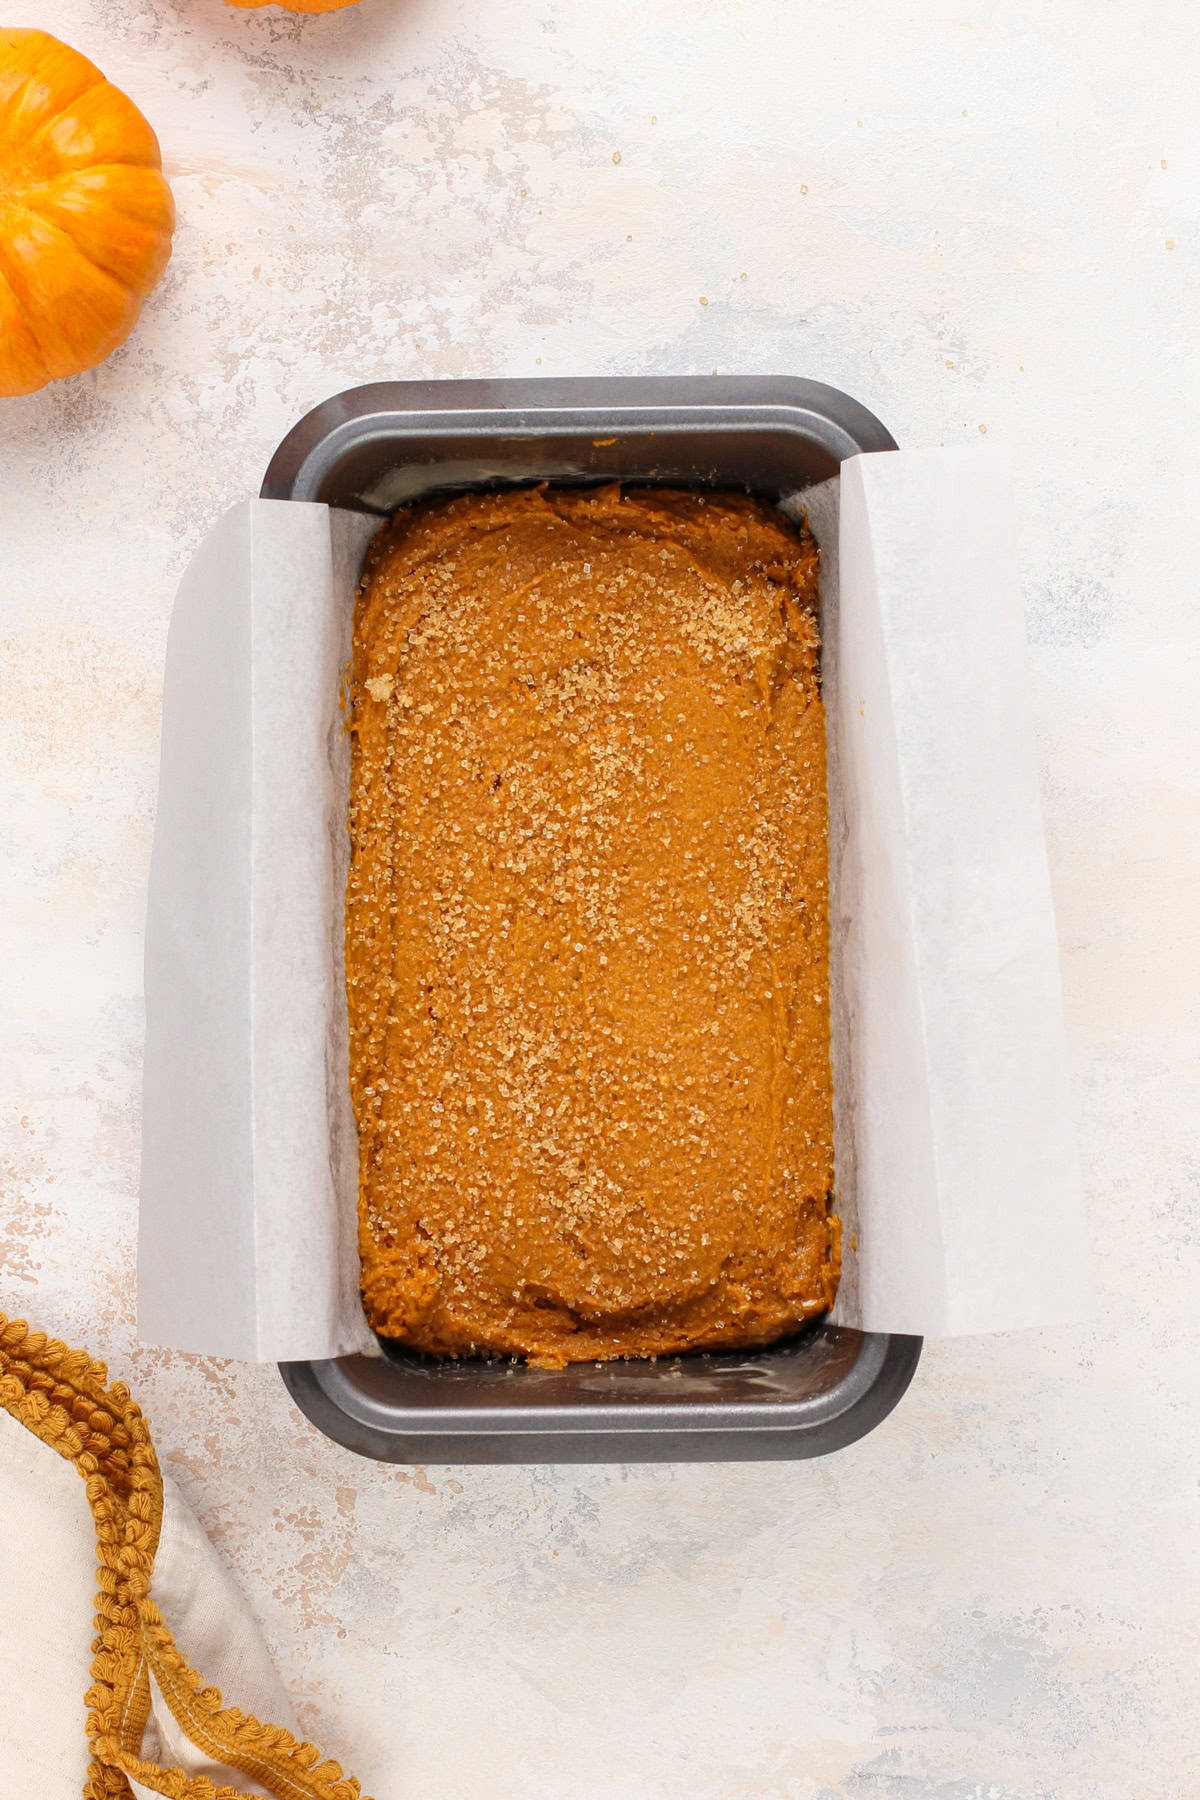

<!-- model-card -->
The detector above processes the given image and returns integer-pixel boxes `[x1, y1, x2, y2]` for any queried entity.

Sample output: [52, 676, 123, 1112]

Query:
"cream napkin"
[0, 1408, 298, 1799]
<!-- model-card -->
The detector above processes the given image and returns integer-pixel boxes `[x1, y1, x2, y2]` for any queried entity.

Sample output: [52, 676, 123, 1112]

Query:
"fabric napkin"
[0, 1314, 369, 1800]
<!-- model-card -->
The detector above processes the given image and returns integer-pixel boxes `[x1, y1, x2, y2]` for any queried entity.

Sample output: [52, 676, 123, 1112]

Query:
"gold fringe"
[0, 1315, 373, 1800]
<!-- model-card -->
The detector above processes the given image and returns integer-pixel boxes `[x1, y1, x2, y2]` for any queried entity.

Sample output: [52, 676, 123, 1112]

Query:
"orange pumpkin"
[0, 29, 174, 397]
[225, 0, 361, 11]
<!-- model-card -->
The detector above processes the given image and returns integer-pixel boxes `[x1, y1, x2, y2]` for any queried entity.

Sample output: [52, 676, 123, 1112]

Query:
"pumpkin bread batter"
[347, 485, 838, 1365]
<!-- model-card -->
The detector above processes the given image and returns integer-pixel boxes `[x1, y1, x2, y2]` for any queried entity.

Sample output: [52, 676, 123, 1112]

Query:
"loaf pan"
[263, 375, 921, 1463]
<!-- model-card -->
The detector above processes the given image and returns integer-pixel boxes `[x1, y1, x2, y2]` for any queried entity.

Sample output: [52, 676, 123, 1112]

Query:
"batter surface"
[347, 484, 838, 1365]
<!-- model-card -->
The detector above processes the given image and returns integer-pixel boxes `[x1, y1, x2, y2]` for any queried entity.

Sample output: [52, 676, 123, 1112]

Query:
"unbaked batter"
[347, 484, 838, 1365]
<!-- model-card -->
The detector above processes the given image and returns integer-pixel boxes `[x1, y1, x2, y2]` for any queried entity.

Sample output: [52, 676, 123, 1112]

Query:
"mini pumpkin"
[0, 29, 174, 397]
[226, 0, 361, 12]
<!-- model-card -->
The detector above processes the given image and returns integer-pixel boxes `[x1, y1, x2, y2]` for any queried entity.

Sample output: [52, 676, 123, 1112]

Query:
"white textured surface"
[2, 3, 1197, 1797]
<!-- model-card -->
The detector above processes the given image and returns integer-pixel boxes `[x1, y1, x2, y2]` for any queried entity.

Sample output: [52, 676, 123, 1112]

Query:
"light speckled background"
[3, 2, 1198, 1796]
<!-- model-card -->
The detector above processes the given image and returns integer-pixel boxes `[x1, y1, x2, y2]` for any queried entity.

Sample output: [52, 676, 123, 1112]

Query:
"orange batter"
[347, 484, 838, 1365]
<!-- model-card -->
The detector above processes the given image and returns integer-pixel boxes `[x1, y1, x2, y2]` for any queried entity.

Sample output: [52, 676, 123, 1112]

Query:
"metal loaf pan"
[263, 376, 921, 1464]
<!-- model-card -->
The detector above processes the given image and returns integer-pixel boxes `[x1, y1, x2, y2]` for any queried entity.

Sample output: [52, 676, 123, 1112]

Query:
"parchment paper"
[817, 451, 1092, 1333]
[139, 502, 377, 1359]
[138, 452, 1093, 1359]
